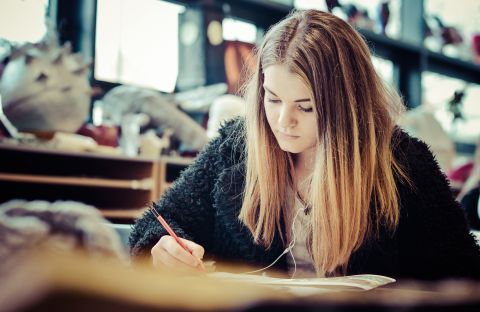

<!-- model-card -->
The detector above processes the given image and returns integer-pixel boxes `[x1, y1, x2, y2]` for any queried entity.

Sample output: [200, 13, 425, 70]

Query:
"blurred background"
[0, 0, 479, 228]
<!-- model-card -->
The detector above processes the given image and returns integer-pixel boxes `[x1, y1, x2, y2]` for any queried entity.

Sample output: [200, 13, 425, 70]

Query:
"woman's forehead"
[263, 64, 311, 97]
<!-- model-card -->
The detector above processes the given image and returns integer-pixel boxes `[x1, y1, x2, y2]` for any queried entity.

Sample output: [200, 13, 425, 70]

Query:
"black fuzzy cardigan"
[129, 118, 480, 280]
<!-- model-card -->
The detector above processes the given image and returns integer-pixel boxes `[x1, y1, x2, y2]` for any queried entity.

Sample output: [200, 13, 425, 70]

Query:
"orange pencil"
[150, 207, 205, 271]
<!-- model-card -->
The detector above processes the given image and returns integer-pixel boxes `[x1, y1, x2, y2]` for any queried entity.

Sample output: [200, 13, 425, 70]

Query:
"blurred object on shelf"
[50, 131, 119, 154]
[450, 137, 480, 230]
[424, 15, 467, 59]
[77, 123, 119, 147]
[325, 0, 341, 12]
[473, 33, 480, 64]
[0, 94, 19, 139]
[399, 103, 455, 172]
[0, 39, 9, 78]
[225, 40, 256, 94]
[0, 129, 120, 155]
[448, 86, 468, 122]
[435, 16, 463, 46]
[457, 137, 480, 200]
[207, 94, 245, 139]
[139, 128, 172, 158]
[322, 0, 400, 38]
[422, 72, 480, 146]
[51, 132, 97, 152]
[343, 4, 375, 31]
[460, 186, 480, 230]
[424, 0, 480, 62]
[175, 83, 228, 113]
[377, 0, 390, 35]
[0, 199, 128, 276]
[448, 162, 475, 197]
[0, 30, 92, 133]
[120, 113, 149, 157]
[101, 85, 208, 153]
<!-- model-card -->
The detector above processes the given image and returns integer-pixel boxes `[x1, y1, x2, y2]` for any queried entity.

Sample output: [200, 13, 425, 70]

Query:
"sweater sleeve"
[128, 131, 227, 259]
[397, 135, 480, 280]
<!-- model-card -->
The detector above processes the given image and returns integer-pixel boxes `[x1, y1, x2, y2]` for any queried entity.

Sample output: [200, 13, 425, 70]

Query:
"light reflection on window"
[95, 0, 184, 93]
[423, 72, 480, 142]
[0, 0, 49, 43]
[223, 18, 257, 44]
[372, 55, 394, 86]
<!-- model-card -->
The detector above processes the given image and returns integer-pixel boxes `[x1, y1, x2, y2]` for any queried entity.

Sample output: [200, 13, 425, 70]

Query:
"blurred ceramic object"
[377, 0, 390, 35]
[399, 105, 455, 172]
[472, 34, 480, 64]
[0, 38, 91, 133]
[77, 123, 119, 147]
[139, 129, 172, 158]
[175, 83, 227, 113]
[425, 15, 464, 58]
[207, 94, 245, 139]
[101, 85, 208, 151]
[448, 88, 466, 122]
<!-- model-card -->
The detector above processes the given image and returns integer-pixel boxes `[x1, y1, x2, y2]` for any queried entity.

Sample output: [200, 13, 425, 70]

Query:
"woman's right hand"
[151, 235, 205, 272]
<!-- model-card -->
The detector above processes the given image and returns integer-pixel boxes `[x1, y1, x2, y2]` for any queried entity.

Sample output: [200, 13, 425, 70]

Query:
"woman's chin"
[278, 143, 302, 154]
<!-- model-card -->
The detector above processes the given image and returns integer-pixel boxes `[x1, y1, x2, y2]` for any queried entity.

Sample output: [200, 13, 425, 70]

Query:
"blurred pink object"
[473, 34, 480, 64]
[447, 161, 474, 197]
[77, 123, 119, 147]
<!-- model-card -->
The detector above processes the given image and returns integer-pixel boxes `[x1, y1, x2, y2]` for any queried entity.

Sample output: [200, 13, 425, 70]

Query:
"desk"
[1, 251, 479, 312]
[0, 143, 193, 222]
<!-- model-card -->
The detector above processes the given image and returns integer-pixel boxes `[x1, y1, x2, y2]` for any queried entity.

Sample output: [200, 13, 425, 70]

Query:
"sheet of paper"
[208, 272, 396, 294]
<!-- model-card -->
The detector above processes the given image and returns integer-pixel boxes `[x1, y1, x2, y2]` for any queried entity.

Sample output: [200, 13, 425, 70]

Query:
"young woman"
[129, 10, 480, 280]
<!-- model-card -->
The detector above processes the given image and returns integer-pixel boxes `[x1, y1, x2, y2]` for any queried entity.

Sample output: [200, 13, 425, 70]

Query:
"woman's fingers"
[181, 238, 205, 260]
[153, 247, 200, 272]
[151, 235, 204, 271]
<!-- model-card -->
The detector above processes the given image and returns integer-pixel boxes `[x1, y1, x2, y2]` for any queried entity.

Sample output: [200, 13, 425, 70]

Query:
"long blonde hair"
[238, 10, 409, 275]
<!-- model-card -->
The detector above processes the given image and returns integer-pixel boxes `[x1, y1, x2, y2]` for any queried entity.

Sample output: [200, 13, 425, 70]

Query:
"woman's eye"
[299, 106, 313, 113]
[267, 98, 281, 104]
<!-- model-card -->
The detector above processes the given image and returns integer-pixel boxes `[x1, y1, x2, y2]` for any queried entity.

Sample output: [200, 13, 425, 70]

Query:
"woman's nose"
[278, 105, 296, 129]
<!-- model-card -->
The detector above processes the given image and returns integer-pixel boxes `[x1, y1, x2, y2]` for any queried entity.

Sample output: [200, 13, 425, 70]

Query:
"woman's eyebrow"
[263, 85, 311, 103]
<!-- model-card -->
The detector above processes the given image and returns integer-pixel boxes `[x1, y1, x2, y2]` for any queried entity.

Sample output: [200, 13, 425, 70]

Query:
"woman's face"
[263, 64, 318, 155]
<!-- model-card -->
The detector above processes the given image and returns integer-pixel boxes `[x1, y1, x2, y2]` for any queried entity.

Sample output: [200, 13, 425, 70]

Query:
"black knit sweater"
[129, 118, 480, 280]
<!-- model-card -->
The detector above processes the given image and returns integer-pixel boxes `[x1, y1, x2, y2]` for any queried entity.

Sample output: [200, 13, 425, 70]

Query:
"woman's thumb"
[182, 238, 205, 259]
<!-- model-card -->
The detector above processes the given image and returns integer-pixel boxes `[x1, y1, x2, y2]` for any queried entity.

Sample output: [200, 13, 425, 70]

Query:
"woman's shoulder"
[391, 126, 441, 170]
[391, 126, 454, 203]
[211, 116, 246, 165]
[217, 116, 246, 140]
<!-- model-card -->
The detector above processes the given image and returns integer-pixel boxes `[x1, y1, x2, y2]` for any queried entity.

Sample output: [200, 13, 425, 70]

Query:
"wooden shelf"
[0, 173, 154, 190]
[0, 143, 195, 223]
[161, 155, 195, 166]
[101, 208, 147, 219]
[0, 142, 157, 163]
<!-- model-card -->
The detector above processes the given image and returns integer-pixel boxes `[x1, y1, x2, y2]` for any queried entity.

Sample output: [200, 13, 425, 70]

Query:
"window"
[222, 18, 258, 44]
[423, 72, 480, 143]
[95, 0, 184, 93]
[424, 0, 480, 60]
[294, 0, 401, 38]
[0, 0, 49, 43]
[372, 55, 394, 86]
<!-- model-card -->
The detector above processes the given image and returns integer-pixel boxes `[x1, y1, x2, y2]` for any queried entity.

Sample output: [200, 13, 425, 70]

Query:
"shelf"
[161, 156, 195, 166]
[426, 50, 480, 84]
[0, 173, 154, 190]
[359, 29, 421, 60]
[0, 143, 158, 163]
[0, 143, 194, 222]
[101, 208, 147, 219]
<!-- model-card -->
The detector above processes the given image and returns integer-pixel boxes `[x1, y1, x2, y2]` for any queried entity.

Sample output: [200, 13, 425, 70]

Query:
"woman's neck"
[292, 147, 315, 191]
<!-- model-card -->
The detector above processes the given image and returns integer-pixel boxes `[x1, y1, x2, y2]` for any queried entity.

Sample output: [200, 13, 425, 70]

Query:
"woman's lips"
[277, 131, 300, 140]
